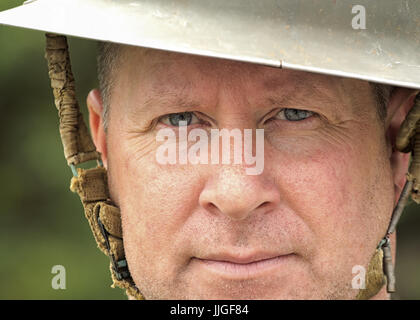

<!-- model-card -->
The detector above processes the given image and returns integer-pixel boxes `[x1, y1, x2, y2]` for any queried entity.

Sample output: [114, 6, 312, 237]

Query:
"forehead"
[116, 45, 374, 111]
[120, 45, 331, 85]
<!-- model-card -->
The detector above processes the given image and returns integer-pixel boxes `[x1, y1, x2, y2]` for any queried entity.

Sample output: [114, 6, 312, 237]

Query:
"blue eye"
[276, 108, 314, 121]
[160, 112, 199, 126]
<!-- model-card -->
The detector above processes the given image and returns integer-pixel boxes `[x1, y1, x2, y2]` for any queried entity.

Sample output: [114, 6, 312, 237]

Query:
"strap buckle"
[70, 159, 104, 177]
[97, 215, 130, 280]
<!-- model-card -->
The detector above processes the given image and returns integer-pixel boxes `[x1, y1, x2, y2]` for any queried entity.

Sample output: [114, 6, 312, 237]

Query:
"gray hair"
[97, 41, 121, 130]
[370, 82, 394, 121]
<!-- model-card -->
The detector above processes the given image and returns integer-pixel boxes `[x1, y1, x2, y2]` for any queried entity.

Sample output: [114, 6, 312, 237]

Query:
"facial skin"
[88, 45, 417, 299]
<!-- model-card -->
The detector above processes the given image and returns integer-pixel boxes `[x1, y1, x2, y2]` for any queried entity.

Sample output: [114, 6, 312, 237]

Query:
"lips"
[201, 252, 283, 264]
[194, 252, 294, 278]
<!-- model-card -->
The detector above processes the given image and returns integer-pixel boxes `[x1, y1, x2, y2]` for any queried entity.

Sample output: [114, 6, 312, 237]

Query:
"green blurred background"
[0, 0, 419, 300]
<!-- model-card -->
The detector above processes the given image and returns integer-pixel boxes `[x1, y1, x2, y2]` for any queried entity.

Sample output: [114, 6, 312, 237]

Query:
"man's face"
[102, 46, 396, 299]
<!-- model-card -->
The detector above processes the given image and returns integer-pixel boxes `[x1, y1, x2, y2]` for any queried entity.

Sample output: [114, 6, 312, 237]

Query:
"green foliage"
[0, 1, 123, 299]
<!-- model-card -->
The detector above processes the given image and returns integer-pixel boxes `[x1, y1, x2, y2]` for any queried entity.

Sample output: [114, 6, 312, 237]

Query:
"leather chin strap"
[45, 34, 143, 300]
[44, 34, 420, 300]
[357, 93, 420, 299]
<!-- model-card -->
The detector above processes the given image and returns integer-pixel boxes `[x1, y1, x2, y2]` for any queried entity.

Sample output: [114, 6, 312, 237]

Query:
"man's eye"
[160, 112, 200, 127]
[275, 108, 314, 121]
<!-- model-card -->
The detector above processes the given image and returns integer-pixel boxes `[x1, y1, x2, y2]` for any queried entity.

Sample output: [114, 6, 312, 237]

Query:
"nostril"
[206, 202, 219, 213]
[256, 201, 271, 212]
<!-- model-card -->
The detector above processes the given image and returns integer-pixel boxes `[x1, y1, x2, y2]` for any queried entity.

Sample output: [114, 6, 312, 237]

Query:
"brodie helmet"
[0, 0, 419, 300]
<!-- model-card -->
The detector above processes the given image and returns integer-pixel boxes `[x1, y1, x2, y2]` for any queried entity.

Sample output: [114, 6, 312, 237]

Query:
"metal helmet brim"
[0, 0, 419, 89]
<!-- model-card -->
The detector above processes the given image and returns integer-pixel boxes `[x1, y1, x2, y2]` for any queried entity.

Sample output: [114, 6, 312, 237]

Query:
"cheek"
[269, 144, 355, 243]
[108, 133, 204, 263]
[266, 129, 394, 270]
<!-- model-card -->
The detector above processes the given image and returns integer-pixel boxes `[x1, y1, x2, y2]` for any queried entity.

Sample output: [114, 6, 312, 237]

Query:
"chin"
[177, 279, 330, 300]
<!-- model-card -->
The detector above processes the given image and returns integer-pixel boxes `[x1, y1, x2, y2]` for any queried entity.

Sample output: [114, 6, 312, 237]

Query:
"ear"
[87, 89, 108, 168]
[385, 88, 419, 204]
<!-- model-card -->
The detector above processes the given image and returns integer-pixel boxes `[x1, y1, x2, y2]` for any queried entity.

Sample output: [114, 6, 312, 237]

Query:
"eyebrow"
[264, 77, 346, 114]
[135, 72, 346, 117]
[140, 95, 200, 114]
[135, 67, 198, 113]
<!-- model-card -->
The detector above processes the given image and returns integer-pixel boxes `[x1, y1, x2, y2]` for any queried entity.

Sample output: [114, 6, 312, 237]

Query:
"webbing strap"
[45, 33, 100, 166]
[379, 93, 420, 294]
[396, 94, 420, 203]
[355, 249, 385, 300]
[359, 92, 420, 299]
[45, 34, 143, 300]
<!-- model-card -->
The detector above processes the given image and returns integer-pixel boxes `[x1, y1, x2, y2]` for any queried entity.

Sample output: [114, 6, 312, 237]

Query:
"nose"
[198, 166, 280, 221]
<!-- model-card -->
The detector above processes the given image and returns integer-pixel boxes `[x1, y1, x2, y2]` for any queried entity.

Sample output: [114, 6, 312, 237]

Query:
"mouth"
[193, 252, 295, 279]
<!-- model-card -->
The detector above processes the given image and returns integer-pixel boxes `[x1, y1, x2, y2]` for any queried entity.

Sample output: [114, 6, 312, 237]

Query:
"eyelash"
[158, 112, 209, 128]
[157, 108, 317, 128]
[270, 108, 315, 122]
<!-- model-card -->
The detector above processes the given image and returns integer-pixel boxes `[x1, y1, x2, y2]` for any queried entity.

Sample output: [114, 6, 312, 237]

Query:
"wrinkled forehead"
[117, 44, 373, 107]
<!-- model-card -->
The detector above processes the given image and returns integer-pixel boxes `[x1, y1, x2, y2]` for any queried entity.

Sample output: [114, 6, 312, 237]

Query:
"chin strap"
[45, 33, 143, 300]
[380, 93, 420, 290]
[396, 93, 420, 204]
[358, 92, 420, 299]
